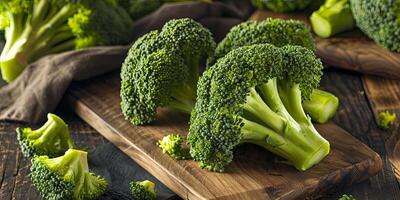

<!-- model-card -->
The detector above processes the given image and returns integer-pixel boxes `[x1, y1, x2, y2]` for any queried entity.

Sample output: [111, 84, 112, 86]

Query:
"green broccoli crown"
[209, 18, 314, 66]
[188, 44, 328, 172]
[251, 0, 312, 13]
[378, 110, 397, 130]
[118, 0, 162, 20]
[30, 149, 108, 200]
[130, 180, 157, 200]
[158, 133, 191, 160]
[120, 18, 216, 125]
[350, 0, 400, 52]
[16, 113, 74, 158]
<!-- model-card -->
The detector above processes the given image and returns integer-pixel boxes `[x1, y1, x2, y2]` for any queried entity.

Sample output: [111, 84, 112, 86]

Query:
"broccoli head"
[209, 18, 315, 66]
[17, 113, 74, 158]
[130, 180, 157, 200]
[0, 0, 134, 82]
[158, 133, 191, 160]
[120, 18, 215, 125]
[378, 110, 397, 130]
[350, 0, 400, 52]
[188, 44, 330, 172]
[251, 0, 312, 13]
[30, 149, 108, 200]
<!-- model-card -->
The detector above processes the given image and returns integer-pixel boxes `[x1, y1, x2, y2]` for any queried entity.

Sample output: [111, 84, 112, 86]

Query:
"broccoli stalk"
[30, 149, 108, 200]
[0, 0, 133, 82]
[310, 0, 355, 38]
[130, 180, 157, 200]
[17, 113, 74, 158]
[303, 89, 339, 123]
[189, 44, 330, 172]
[241, 79, 330, 170]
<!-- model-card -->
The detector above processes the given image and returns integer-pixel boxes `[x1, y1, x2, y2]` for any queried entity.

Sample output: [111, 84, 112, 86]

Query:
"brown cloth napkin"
[0, 1, 253, 123]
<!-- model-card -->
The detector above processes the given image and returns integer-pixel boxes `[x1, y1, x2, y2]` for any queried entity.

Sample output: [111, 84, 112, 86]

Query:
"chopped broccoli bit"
[378, 110, 397, 130]
[158, 134, 191, 160]
[30, 149, 108, 200]
[120, 18, 215, 125]
[188, 44, 330, 172]
[303, 89, 339, 124]
[17, 113, 74, 158]
[130, 180, 157, 200]
[310, 0, 355, 38]
[0, 0, 134, 82]
[251, 0, 312, 13]
[350, 0, 400, 52]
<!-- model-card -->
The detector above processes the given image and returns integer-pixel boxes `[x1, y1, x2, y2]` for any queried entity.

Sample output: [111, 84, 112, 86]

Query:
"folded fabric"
[0, 1, 253, 124]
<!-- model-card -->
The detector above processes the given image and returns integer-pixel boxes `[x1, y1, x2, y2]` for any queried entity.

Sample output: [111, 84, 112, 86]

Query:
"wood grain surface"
[66, 72, 383, 200]
[249, 11, 400, 79]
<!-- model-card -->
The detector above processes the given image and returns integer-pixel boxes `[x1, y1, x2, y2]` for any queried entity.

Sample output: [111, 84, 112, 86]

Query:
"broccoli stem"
[241, 80, 330, 170]
[0, 2, 78, 82]
[303, 89, 339, 123]
[310, 0, 355, 38]
[170, 84, 197, 114]
[47, 149, 89, 177]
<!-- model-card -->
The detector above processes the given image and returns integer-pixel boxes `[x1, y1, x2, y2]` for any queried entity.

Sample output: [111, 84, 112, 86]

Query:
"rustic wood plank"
[249, 10, 400, 79]
[319, 69, 400, 199]
[362, 76, 400, 182]
[66, 71, 382, 200]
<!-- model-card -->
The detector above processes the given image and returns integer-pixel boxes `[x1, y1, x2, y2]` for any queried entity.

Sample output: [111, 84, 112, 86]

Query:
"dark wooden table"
[1, 68, 399, 200]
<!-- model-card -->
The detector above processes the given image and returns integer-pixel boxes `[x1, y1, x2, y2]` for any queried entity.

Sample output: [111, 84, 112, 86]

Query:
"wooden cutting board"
[250, 11, 400, 79]
[66, 72, 383, 200]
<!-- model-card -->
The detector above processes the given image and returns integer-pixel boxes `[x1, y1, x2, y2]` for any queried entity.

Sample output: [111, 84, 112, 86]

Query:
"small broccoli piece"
[350, 0, 400, 52]
[303, 89, 339, 124]
[189, 44, 329, 172]
[0, 0, 134, 82]
[30, 149, 108, 200]
[251, 0, 312, 13]
[130, 180, 157, 200]
[158, 134, 191, 160]
[17, 113, 74, 158]
[209, 18, 315, 66]
[339, 194, 356, 200]
[310, 0, 355, 38]
[120, 18, 215, 125]
[378, 111, 397, 130]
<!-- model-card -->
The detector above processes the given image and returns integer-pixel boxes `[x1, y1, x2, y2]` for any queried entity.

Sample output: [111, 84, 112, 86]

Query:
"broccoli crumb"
[378, 111, 397, 130]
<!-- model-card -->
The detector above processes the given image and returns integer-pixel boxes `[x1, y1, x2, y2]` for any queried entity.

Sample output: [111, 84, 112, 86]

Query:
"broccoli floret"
[350, 0, 400, 52]
[303, 89, 339, 124]
[210, 18, 339, 124]
[30, 149, 108, 200]
[209, 18, 315, 66]
[120, 18, 215, 125]
[130, 180, 157, 200]
[17, 113, 74, 158]
[339, 194, 356, 200]
[310, 0, 355, 38]
[158, 134, 191, 160]
[0, 0, 134, 82]
[251, 0, 312, 13]
[378, 110, 397, 130]
[188, 44, 330, 172]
